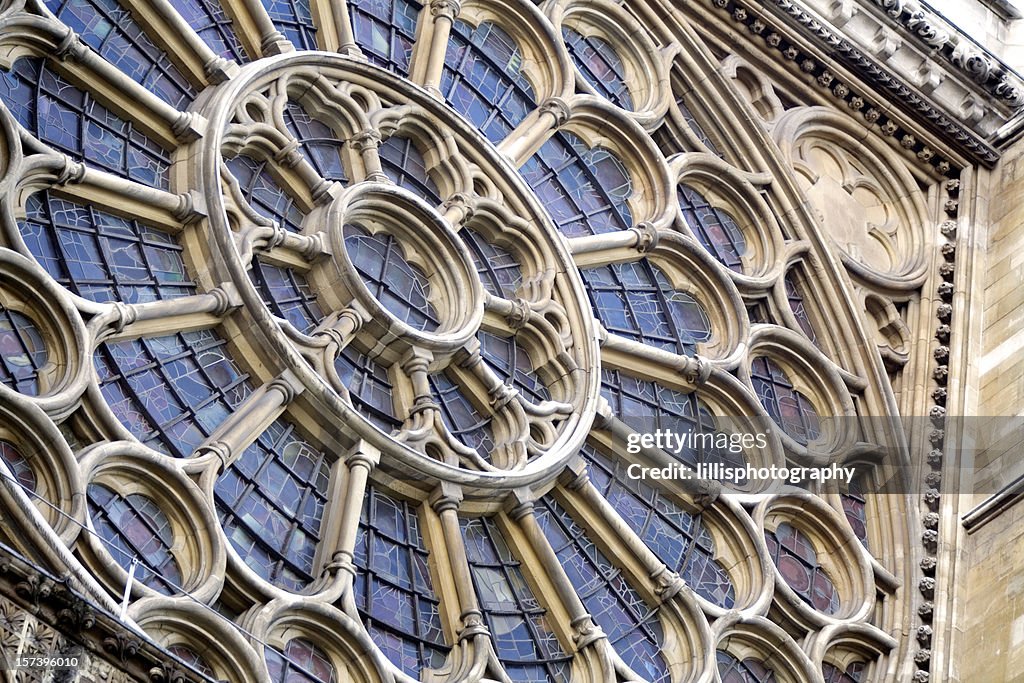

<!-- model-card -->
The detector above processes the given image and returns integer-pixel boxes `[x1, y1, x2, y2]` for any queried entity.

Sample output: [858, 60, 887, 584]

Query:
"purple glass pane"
[751, 357, 820, 445]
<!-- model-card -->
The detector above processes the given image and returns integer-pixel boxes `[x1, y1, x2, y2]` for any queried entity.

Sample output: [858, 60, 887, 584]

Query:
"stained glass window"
[266, 639, 336, 683]
[354, 486, 448, 675]
[584, 447, 735, 607]
[823, 661, 866, 683]
[535, 496, 670, 683]
[750, 357, 820, 445]
[582, 260, 712, 354]
[0, 306, 48, 396]
[167, 645, 216, 677]
[0, 441, 37, 492]
[45, 0, 197, 108]
[349, 0, 420, 75]
[562, 28, 633, 110]
[216, 420, 331, 591]
[520, 132, 632, 237]
[284, 102, 349, 183]
[677, 98, 721, 155]
[785, 270, 819, 345]
[717, 650, 777, 683]
[175, 0, 247, 62]
[0, 58, 172, 188]
[442, 21, 536, 143]
[87, 483, 182, 594]
[479, 331, 551, 405]
[379, 135, 441, 204]
[227, 155, 306, 233]
[251, 259, 323, 334]
[21, 192, 195, 304]
[260, 0, 318, 50]
[334, 345, 400, 430]
[678, 185, 746, 273]
[462, 517, 571, 683]
[429, 373, 494, 455]
[94, 329, 250, 458]
[461, 228, 522, 299]
[764, 522, 840, 614]
[842, 477, 869, 548]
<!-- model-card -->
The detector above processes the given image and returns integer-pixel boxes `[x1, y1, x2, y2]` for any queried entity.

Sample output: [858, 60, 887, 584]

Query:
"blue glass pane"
[260, 0, 318, 50]
[250, 259, 323, 334]
[823, 660, 866, 683]
[717, 650, 777, 683]
[87, 483, 182, 594]
[45, 0, 197, 108]
[583, 447, 735, 607]
[562, 28, 632, 110]
[460, 228, 522, 299]
[354, 486, 448, 674]
[582, 260, 711, 354]
[479, 331, 550, 405]
[266, 639, 337, 683]
[216, 420, 331, 591]
[0, 441, 37, 492]
[520, 132, 632, 237]
[784, 271, 819, 345]
[750, 357, 820, 445]
[841, 477, 869, 548]
[0, 58, 171, 188]
[0, 307, 48, 396]
[601, 370, 747, 479]
[227, 155, 306, 232]
[95, 329, 251, 458]
[678, 185, 746, 273]
[21, 192, 195, 304]
[764, 522, 840, 614]
[441, 21, 536, 143]
[429, 373, 493, 455]
[379, 136, 441, 204]
[462, 517, 571, 683]
[535, 496, 670, 683]
[284, 102, 349, 183]
[344, 223, 438, 331]
[334, 345, 400, 430]
[349, 0, 420, 75]
[175, 0, 247, 61]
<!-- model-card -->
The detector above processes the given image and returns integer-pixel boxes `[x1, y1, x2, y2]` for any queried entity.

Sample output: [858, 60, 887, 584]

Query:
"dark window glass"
[344, 223, 439, 331]
[260, 0, 318, 50]
[461, 228, 522, 299]
[251, 259, 323, 334]
[678, 185, 746, 272]
[379, 135, 441, 203]
[227, 155, 306, 233]
[0, 58, 172, 188]
[216, 420, 331, 591]
[582, 260, 711, 354]
[94, 329, 251, 458]
[266, 638, 336, 683]
[429, 373, 494, 455]
[0, 307, 48, 396]
[167, 645, 215, 677]
[676, 98, 721, 155]
[584, 447, 735, 607]
[823, 660, 866, 683]
[334, 345, 400, 430]
[462, 517, 571, 683]
[562, 28, 632, 110]
[750, 357, 820, 445]
[479, 331, 550, 405]
[764, 522, 840, 614]
[842, 477, 869, 548]
[354, 486, 448, 674]
[87, 483, 182, 594]
[284, 102, 349, 183]
[442, 21, 536, 143]
[175, 0, 247, 61]
[520, 132, 632, 237]
[717, 650, 777, 683]
[45, 0, 197, 108]
[349, 0, 420, 75]
[785, 271, 819, 345]
[21, 192, 195, 304]
[0, 441, 37, 492]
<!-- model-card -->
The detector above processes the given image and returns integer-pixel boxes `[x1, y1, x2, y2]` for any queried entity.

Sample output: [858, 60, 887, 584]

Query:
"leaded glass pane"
[266, 638, 336, 683]
[717, 650, 777, 683]
[785, 270, 819, 345]
[354, 486, 448, 674]
[764, 522, 840, 614]
[842, 477, 869, 548]
[0, 307, 48, 396]
[334, 346, 400, 430]
[562, 28, 633, 110]
[462, 517, 571, 683]
[216, 420, 331, 591]
[21, 192, 195, 304]
[378, 135, 441, 203]
[349, 0, 420, 75]
[87, 483, 182, 594]
[823, 661, 866, 683]
[479, 331, 550, 405]
[284, 102, 349, 183]
[678, 185, 746, 273]
[0, 441, 37, 492]
[251, 259, 323, 334]
[175, 0, 247, 62]
[167, 645, 215, 677]
[750, 357, 820, 445]
[461, 228, 522, 299]
[227, 155, 306, 233]
[429, 373, 494, 455]
[535, 496, 670, 683]
[260, 0, 318, 50]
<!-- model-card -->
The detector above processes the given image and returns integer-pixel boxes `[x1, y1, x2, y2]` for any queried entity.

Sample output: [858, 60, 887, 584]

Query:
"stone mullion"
[236, 223, 328, 271]
[219, 0, 292, 57]
[309, 0, 359, 57]
[497, 97, 571, 167]
[323, 442, 379, 607]
[566, 223, 660, 268]
[598, 324, 709, 388]
[88, 285, 241, 343]
[410, 0, 459, 98]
